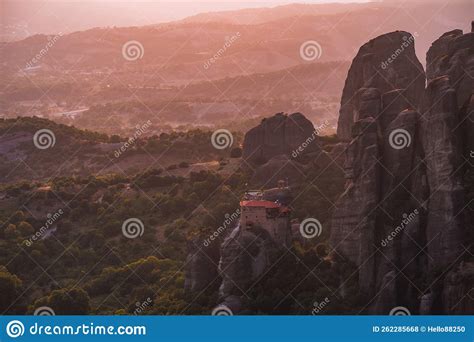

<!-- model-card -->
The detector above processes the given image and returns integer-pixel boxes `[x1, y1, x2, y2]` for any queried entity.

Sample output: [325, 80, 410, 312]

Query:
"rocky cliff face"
[249, 154, 305, 187]
[184, 237, 220, 293]
[330, 26, 473, 314]
[184, 210, 291, 314]
[242, 112, 321, 164]
[184, 28, 472, 315]
[184, 112, 325, 313]
[337, 31, 425, 141]
[218, 225, 279, 301]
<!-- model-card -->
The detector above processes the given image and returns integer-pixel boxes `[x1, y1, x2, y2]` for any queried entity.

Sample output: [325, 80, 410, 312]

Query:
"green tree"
[11, 211, 25, 223]
[0, 267, 22, 312]
[230, 147, 242, 158]
[17, 221, 34, 236]
[40, 288, 91, 315]
[4, 224, 18, 239]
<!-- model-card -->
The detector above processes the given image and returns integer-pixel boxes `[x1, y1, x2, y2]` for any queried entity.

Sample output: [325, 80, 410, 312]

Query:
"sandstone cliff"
[337, 31, 425, 141]
[330, 26, 473, 314]
[242, 112, 321, 165]
[218, 224, 279, 300]
[184, 27, 473, 315]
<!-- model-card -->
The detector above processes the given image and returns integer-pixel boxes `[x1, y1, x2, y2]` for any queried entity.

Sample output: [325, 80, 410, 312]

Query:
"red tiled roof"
[240, 200, 281, 208]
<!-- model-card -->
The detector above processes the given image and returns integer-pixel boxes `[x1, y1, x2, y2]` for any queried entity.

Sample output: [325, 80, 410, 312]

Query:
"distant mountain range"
[1, 1, 472, 77]
[1, 1, 373, 41]
[1, 1, 472, 134]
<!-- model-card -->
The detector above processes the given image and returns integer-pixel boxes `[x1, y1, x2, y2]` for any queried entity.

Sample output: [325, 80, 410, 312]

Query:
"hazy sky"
[1, 0, 372, 40]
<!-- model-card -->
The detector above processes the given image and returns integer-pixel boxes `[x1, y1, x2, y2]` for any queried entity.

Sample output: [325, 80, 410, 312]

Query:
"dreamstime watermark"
[203, 32, 241, 69]
[299, 218, 322, 239]
[122, 40, 144, 61]
[6, 320, 24, 338]
[34, 306, 55, 316]
[25, 33, 62, 69]
[470, 150, 474, 159]
[389, 306, 411, 316]
[132, 297, 152, 315]
[381, 32, 418, 69]
[291, 120, 330, 158]
[211, 129, 233, 149]
[211, 305, 233, 316]
[114, 120, 152, 158]
[33, 129, 56, 149]
[6, 321, 146, 337]
[389, 128, 411, 150]
[311, 297, 330, 315]
[299, 40, 322, 61]
[122, 218, 144, 239]
[381, 209, 419, 247]
[203, 209, 240, 247]
[24, 208, 64, 247]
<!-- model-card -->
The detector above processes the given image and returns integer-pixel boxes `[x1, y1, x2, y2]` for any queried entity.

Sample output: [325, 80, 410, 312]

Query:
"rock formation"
[330, 26, 473, 314]
[216, 183, 294, 310]
[184, 112, 326, 313]
[218, 224, 279, 300]
[185, 183, 295, 313]
[242, 112, 321, 164]
[184, 237, 220, 293]
[184, 28, 473, 315]
[249, 154, 306, 187]
[337, 31, 425, 141]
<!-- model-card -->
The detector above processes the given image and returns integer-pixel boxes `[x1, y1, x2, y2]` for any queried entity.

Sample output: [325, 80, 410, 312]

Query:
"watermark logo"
[389, 129, 411, 150]
[203, 209, 240, 247]
[114, 120, 152, 158]
[381, 209, 419, 247]
[122, 40, 144, 61]
[211, 305, 233, 316]
[34, 306, 55, 316]
[211, 129, 233, 150]
[291, 120, 329, 158]
[381, 32, 418, 69]
[311, 297, 330, 315]
[6, 320, 25, 338]
[33, 129, 56, 149]
[299, 40, 322, 61]
[389, 306, 411, 316]
[203, 32, 241, 69]
[299, 218, 322, 239]
[133, 297, 152, 315]
[24, 208, 64, 247]
[122, 218, 144, 238]
[470, 150, 474, 159]
[25, 33, 62, 69]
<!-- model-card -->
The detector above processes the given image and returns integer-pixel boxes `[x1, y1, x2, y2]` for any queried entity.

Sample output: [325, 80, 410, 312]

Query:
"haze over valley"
[0, 0, 472, 317]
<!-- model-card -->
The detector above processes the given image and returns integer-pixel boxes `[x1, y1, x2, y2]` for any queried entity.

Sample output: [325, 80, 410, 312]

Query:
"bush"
[0, 267, 22, 312]
[230, 147, 242, 158]
[35, 287, 91, 315]
[17, 221, 34, 236]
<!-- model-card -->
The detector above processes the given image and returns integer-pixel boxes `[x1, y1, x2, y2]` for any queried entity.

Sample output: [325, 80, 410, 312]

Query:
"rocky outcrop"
[185, 112, 329, 312]
[243, 112, 321, 164]
[337, 31, 425, 140]
[214, 184, 294, 308]
[422, 76, 464, 269]
[421, 26, 474, 314]
[184, 237, 220, 293]
[250, 155, 306, 188]
[330, 27, 473, 314]
[218, 224, 279, 299]
[330, 117, 381, 297]
[441, 262, 474, 314]
[184, 27, 472, 315]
